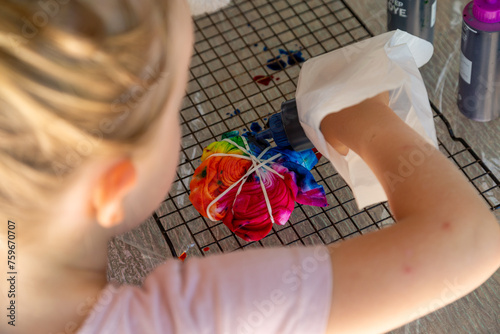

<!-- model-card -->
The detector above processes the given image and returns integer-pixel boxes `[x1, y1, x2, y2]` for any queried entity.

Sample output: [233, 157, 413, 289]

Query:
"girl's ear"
[91, 159, 137, 228]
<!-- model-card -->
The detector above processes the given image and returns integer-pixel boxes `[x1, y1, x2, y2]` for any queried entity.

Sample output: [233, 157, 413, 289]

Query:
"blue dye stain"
[278, 49, 306, 66]
[243, 128, 247, 132]
[250, 122, 262, 133]
[266, 56, 287, 71]
[263, 118, 268, 121]
[287, 51, 305, 65]
[264, 49, 305, 71]
[226, 109, 241, 118]
[263, 46, 268, 51]
[254, 43, 258, 47]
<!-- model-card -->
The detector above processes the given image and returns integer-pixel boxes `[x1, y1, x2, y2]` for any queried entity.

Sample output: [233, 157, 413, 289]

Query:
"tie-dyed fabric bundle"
[189, 132, 327, 242]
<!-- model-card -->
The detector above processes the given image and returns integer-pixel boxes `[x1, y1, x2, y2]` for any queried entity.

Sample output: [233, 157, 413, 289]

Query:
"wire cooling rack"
[151, 0, 500, 258]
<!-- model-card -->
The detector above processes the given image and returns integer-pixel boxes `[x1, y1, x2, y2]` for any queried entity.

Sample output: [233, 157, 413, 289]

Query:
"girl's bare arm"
[320, 92, 500, 334]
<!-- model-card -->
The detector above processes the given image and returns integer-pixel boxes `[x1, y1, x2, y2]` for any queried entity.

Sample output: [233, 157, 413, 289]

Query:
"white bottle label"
[431, 1, 437, 27]
[460, 52, 472, 84]
[388, 0, 408, 17]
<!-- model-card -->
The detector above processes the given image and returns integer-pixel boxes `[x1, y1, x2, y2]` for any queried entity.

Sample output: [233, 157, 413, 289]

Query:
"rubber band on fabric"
[206, 153, 283, 178]
[221, 137, 284, 179]
[233, 140, 275, 224]
[205, 137, 283, 224]
[189, 133, 328, 242]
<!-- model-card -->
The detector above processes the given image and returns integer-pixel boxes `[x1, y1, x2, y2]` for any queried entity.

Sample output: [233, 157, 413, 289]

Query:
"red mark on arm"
[203, 247, 210, 252]
[399, 144, 416, 151]
[441, 222, 452, 231]
[402, 265, 413, 274]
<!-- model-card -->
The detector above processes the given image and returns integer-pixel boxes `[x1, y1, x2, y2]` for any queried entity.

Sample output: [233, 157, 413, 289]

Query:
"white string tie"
[204, 137, 284, 225]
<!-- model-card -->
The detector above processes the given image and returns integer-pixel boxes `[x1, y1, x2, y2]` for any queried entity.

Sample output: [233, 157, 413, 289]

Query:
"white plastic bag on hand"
[296, 30, 438, 209]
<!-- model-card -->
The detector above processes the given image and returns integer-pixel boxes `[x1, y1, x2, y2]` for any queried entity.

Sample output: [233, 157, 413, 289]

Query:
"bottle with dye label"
[458, 0, 500, 122]
[255, 99, 313, 152]
[387, 0, 437, 44]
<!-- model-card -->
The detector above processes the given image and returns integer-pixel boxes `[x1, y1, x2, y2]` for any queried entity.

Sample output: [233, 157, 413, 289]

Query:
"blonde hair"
[0, 0, 177, 220]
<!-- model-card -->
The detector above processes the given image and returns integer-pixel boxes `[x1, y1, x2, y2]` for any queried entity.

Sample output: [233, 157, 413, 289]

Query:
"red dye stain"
[178, 252, 187, 261]
[312, 148, 323, 160]
[203, 247, 210, 252]
[253, 75, 274, 86]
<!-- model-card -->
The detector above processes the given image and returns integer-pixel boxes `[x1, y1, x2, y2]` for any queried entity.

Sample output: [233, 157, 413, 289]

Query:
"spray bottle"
[254, 99, 313, 152]
[387, 0, 437, 44]
[457, 0, 500, 122]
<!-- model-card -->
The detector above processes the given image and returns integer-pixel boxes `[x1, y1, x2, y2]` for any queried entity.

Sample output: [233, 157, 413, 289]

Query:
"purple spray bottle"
[458, 0, 500, 122]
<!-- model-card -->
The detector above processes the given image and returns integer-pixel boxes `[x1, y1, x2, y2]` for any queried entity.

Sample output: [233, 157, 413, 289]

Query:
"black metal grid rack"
[151, 0, 500, 259]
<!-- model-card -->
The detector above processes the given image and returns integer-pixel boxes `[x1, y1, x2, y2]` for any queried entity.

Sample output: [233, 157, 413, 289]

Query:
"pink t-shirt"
[77, 246, 332, 334]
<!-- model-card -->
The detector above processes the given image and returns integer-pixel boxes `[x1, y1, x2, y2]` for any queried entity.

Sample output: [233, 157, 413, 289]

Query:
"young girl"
[0, 0, 499, 333]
